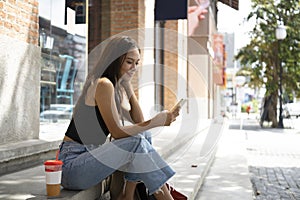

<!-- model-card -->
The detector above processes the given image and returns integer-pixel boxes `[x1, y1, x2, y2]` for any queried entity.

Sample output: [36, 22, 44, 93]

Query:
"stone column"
[0, 0, 40, 144]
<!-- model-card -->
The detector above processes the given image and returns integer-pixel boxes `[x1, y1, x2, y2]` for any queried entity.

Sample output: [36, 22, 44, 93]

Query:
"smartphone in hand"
[171, 99, 187, 112]
[195, 0, 210, 10]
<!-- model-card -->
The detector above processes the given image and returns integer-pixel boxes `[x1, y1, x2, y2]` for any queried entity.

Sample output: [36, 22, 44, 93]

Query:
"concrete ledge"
[0, 118, 212, 200]
[167, 119, 224, 199]
[0, 164, 110, 200]
[0, 139, 61, 162]
[0, 139, 60, 175]
[28, 182, 105, 200]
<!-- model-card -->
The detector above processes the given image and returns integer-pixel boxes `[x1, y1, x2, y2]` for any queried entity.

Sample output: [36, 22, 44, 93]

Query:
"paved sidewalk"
[196, 113, 300, 200]
[245, 117, 300, 200]
[195, 118, 253, 200]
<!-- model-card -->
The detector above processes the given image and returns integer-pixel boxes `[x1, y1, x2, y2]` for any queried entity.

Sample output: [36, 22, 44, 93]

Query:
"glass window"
[39, 0, 87, 128]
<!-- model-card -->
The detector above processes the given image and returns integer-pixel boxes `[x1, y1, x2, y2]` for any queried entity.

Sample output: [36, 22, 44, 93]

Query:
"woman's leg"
[153, 184, 174, 200]
[122, 134, 175, 195]
[59, 134, 174, 193]
[117, 181, 137, 200]
[59, 137, 144, 190]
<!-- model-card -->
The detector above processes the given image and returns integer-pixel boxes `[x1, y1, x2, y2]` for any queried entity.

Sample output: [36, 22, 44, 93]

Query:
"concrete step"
[0, 139, 60, 175]
[0, 118, 212, 200]
[0, 120, 68, 175]
[166, 118, 225, 199]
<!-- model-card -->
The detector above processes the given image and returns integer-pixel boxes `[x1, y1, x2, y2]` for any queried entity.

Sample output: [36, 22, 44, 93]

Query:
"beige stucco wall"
[0, 35, 40, 144]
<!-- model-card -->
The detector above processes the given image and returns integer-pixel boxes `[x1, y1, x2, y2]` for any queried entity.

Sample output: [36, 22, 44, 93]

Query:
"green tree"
[235, 0, 300, 127]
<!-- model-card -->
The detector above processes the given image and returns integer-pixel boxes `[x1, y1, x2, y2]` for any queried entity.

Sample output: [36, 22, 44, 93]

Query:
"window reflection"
[39, 0, 86, 123]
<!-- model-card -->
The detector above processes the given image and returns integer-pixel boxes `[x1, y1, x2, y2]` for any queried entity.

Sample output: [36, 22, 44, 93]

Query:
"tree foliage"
[235, 0, 300, 126]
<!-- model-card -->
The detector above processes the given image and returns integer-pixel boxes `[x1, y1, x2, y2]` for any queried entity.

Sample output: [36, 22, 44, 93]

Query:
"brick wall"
[96, 0, 145, 41]
[0, 0, 39, 45]
[110, 0, 138, 36]
[164, 21, 178, 110]
[88, 0, 102, 53]
[99, 0, 145, 97]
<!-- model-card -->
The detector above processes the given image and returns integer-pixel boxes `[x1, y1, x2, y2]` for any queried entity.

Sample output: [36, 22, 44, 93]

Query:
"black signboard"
[65, 0, 86, 24]
[155, 0, 187, 21]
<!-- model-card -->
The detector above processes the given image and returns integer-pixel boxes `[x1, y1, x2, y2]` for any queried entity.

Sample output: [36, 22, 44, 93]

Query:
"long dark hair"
[78, 36, 140, 106]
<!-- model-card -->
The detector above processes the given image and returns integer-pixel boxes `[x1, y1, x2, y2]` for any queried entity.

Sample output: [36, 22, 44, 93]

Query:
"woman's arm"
[121, 81, 144, 123]
[95, 78, 179, 139]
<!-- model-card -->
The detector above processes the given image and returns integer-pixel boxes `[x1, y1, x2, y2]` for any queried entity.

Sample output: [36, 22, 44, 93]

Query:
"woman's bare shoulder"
[96, 77, 112, 86]
[96, 77, 114, 92]
[94, 78, 115, 106]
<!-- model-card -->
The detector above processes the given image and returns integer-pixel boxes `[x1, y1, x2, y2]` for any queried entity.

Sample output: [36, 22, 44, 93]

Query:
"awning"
[219, 0, 239, 10]
[155, 0, 188, 20]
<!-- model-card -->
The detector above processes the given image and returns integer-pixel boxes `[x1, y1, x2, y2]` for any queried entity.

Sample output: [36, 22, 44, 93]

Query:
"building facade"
[0, 0, 233, 145]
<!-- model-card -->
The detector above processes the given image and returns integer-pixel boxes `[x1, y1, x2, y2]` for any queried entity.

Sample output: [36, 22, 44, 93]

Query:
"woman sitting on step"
[58, 36, 180, 200]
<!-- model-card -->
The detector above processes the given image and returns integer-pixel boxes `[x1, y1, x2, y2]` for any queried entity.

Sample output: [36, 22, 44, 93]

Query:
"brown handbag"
[136, 183, 187, 200]
[166, 183, 188, 200]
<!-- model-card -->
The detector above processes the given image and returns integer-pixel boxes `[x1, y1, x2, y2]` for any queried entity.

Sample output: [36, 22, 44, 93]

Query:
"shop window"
[39, 0, 87, 124]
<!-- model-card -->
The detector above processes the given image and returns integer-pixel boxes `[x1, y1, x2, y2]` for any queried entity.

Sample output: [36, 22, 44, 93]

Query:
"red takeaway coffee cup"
[44, 160, 63, 197]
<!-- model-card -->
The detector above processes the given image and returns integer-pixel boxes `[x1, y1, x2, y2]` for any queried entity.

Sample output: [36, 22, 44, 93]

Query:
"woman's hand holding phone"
[151, 99, 186, 127]
[171, 99, 187, 112]
[195, 0, 210, 10]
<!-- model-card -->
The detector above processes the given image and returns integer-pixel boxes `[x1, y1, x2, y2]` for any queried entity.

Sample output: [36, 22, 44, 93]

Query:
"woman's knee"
[114, 135, 154, 155]
[107, 137, 138, 157]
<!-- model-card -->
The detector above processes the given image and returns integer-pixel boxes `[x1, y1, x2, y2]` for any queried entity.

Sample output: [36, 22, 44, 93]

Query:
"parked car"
[40, 104, 73, 121]
[283, 102, 300, 118]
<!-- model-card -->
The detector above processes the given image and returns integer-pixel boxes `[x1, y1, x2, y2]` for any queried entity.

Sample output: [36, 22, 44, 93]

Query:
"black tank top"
[65, 98, 110, 145]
